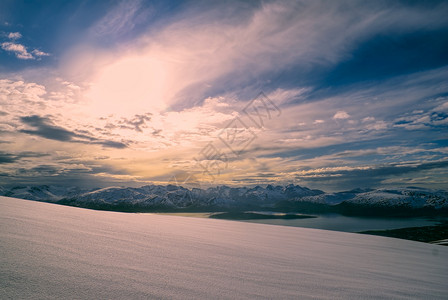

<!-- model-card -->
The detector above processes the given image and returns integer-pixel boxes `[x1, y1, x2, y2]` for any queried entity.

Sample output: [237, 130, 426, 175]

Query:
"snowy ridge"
[0, 184, 324, 209]
[0, 185, 89, 202]
[348, 187, 448, 209]
[297, 187, 448, 209]
[0, 184, 447, 213]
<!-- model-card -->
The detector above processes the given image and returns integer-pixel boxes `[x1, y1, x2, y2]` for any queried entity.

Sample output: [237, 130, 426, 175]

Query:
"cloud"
[7, 32, 22, 39]
[297, 160, 448, 178]
[0, 151, 49, 164]
[1, 42, 50, 60]
[393, 98, 448, 130]
[64, 1, 448, 116]
[0, 156, 141, 188]
[333, 111, 350, 120]
[362, 117, 375, 122]
[1, 42, 34, 59]
[106, 113, 152, 132]
[1, 31, 50, 60]
[0, 152, 17, 164]
[293, 160, 448, 190]
[20, 115, 74, 141]
[19, 115, 127, 149]
[31, 49, 50, 57]
[90, 0, 152, 38]
[2, 1, 448, 190]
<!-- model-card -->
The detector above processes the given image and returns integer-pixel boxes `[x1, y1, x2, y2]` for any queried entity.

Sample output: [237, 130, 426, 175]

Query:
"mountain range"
[1, 184, 447, 216]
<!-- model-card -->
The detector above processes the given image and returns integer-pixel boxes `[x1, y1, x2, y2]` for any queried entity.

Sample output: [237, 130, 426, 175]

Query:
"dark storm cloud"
[0, 151, 49, 164]
[19, 115, 127, 149]
[20, 115, 74, 141]
[0, 152, 17, 164]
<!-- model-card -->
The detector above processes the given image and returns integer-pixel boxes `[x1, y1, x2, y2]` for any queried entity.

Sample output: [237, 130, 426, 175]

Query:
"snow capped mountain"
[56, 184, 325, 210]
[288, 187, 448, 210]
[346, 187, 448, 209]
[59, 185, 197, 209]
[1, 185, 89, 202]
[190, 184, 324, 208]
[0, 184, 446, 214]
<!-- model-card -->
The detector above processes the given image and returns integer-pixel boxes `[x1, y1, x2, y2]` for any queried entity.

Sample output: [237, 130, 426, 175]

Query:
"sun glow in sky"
[87, 55, 169, 116]
[1, 0, 448, 191]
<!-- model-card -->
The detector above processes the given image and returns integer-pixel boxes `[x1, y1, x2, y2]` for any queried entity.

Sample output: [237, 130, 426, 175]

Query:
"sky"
[0, 0, 447, 191]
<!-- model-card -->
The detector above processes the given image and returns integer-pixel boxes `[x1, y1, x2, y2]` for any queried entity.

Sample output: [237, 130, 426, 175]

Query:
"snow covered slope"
[1, 196, 447, 299]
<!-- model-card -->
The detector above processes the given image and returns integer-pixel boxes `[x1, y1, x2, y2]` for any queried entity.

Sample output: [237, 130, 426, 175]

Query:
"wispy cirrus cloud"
[90, 0, 152, 39]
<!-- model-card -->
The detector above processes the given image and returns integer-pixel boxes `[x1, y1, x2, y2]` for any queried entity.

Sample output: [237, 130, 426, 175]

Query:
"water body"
[162, 212, 443, 233]
[236, 213, 442, 232]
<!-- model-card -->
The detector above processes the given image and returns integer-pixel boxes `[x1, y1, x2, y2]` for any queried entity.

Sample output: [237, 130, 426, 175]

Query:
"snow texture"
[1, 196, 447, 299]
